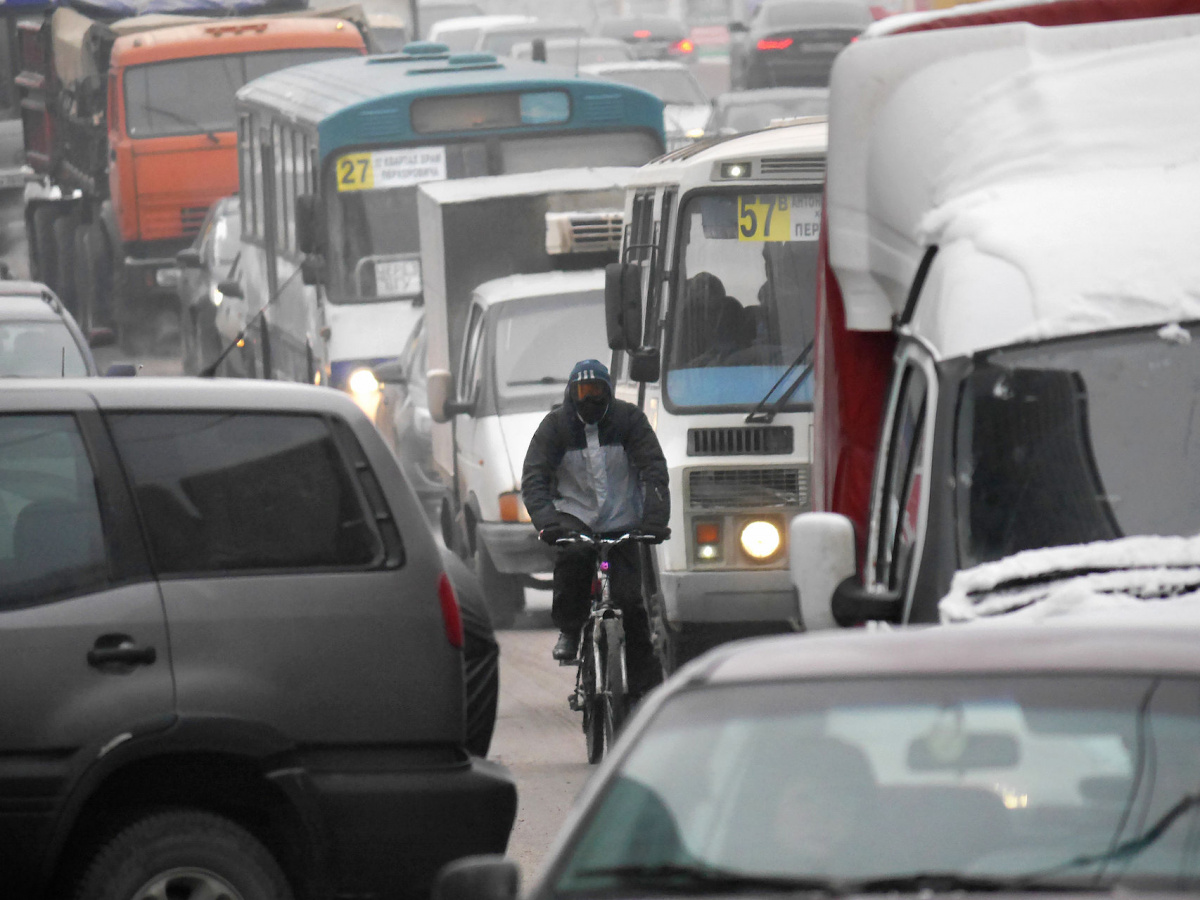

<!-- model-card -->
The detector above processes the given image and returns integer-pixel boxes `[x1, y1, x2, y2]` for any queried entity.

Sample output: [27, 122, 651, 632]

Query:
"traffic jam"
[0, 0, 1197, 896]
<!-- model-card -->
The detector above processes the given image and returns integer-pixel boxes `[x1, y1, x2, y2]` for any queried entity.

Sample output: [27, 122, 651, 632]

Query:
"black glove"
[539, 523, 568, 545]
[641, 525, 671, 544]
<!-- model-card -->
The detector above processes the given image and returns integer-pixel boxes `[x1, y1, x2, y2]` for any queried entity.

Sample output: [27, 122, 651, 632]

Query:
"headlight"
[209, 283, 223, 307]
[740, 520, 781, 561]
[155, 267, 181, 288]
[348, 368, 380, 396]
[685, 127, 706, 140]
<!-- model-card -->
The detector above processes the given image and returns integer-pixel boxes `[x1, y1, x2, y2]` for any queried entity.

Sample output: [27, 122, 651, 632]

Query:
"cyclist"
[521, 358, 670, 701]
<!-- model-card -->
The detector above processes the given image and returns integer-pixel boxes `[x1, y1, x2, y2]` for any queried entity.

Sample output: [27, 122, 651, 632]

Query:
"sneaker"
[553, 631, 579, 661]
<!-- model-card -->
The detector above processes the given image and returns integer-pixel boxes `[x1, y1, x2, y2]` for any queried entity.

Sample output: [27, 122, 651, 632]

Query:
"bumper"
[660, 568, 800, 625]
[476, 522, 553, 575]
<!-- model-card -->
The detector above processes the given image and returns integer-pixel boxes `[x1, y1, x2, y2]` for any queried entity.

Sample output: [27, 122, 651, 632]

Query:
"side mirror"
[176, 247, 203, 269]
[788, 512, 857, 631]
[87, 327, 117, 349]
[629, 347, 660, 383]
[433, 856, 519, 900]
[531, 36, 547, 61]
[373, 359, 408, 385]
[301, 254, 326, 286]
[604, 262, 642, 350]
[104, 363, 138, 377]
[217, 279, 244, 299]
[295, 194, 323, 255]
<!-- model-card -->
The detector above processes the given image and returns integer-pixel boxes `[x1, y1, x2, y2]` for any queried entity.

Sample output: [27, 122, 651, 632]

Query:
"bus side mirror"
[296, 194, 323, 255]
[629, 347, 660, 383]
[301, 254, 326, 286]
[789, 512, 857, 631]
[605, 262, 642, 350]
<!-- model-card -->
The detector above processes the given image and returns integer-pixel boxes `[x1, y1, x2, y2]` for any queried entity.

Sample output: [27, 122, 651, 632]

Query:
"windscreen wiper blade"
[845, 873, 1080, 894]
[745, 339, 814, 425]
[574, 863, 841, 895]
[139, 104, 221, 144]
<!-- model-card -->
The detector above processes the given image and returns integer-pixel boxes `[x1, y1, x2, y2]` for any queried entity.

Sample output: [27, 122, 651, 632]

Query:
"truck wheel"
[74, 809, 294, 900]
[30, 205, 58, 288]
[82, 222, 115, 331]
[475, 541, 524, 629]
[72, 222, 96, 333]
[52, 211, 80, 318]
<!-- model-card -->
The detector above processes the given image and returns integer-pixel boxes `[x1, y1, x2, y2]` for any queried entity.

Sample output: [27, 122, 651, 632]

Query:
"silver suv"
[0, 378, 516, 900]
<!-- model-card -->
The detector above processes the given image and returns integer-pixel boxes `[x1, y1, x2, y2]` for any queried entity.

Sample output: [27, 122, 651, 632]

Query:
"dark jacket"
[522, 393, 669, 535]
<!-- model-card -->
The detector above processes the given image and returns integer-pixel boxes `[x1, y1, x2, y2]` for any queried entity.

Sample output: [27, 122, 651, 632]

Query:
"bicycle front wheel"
[601, 617, 628, 741]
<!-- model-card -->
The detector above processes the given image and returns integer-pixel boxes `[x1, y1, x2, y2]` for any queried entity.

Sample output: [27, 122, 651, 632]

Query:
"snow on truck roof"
[472, 269, 605, 308]
[827, 11, 1200, 358]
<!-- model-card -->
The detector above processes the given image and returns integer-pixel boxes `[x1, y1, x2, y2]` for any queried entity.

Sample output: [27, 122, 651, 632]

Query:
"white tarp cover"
[826, 13, 1200, 354]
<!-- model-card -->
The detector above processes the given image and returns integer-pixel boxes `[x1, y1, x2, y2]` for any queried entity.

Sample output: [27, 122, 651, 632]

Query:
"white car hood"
[664, 103, 711, 135]
[497, 411, 548, 488]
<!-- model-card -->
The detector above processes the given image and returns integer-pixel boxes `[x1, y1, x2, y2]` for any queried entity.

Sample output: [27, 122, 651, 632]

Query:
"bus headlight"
[740, 520, 781, 561]
[348, 368, 380, 396]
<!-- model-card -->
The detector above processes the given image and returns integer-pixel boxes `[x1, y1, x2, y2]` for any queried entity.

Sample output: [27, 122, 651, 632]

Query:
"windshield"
[493, 289, 607, 413]
[665, 191, 820, 410]
[597, 68, 707, 105]
[955, 323, 1200, 568]
[556, 675, 1200, 893]
[325, 132, 662, 303]
[0, 322, 89, 377]
[123, 48, 357, 139]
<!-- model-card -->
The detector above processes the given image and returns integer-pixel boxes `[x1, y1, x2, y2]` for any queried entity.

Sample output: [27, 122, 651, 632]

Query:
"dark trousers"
[552, 535, 661, 697]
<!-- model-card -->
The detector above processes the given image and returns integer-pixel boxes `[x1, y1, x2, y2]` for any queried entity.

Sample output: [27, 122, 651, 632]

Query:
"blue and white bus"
[229, 44, 666, 404]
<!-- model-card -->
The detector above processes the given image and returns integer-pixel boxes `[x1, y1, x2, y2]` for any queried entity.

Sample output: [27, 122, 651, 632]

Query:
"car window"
[108, 413, 381, 575]
[0, 321, 90, 377]
[0, 414, 108, 605]
[459, 303, 485, 399]
[874, 361, 928, 591]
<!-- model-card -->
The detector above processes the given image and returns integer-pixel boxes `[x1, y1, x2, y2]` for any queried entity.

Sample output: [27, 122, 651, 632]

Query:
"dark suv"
[0, 379, 516, 900]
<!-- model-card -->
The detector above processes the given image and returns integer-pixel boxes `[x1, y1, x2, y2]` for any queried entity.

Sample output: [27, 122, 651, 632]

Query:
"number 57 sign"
[737, 193, 822, 242]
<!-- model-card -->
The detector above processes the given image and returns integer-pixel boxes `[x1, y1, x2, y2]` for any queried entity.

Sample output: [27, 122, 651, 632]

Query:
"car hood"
[664, 103, 712, 134]
[497, 410, 546, 488]
[940, 533, 1200, 624]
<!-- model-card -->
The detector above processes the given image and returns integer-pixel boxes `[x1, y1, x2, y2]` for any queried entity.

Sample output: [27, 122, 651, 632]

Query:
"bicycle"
[557, 531, 657, 764]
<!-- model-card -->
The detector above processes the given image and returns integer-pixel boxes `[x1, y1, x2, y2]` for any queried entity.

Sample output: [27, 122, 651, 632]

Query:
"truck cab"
[605, 120, 827, 669]
[790, 0, 1200, 630]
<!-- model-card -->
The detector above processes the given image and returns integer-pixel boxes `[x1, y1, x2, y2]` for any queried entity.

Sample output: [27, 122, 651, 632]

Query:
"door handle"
[88, 635, 157, 668]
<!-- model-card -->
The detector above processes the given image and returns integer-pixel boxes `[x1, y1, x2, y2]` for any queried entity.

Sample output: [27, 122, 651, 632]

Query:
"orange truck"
[18, 3, 367, 349]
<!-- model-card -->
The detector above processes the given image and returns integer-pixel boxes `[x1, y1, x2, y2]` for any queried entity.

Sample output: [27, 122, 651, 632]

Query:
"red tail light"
[670, 38, 695, 53]
[757, 37, 794, 50]
[438, 572, 463, 649]
[633, 28, 652, 38]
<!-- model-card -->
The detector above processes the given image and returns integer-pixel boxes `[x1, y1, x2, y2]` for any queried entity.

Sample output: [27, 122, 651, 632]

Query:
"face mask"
[577, 396, 608, 425]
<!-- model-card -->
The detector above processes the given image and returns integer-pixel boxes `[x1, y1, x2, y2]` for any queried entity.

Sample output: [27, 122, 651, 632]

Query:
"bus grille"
[358, 107, 401, 139]
[181, 206, 208, 235]
[688, 426, 793, 456]
[546, 211, 623, 254]
[687, 466, 810, 510]
[759, 156, 825, 179]
[581, 93, 624, 125]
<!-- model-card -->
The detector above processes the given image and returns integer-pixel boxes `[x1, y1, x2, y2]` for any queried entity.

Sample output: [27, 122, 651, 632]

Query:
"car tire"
[475, 541, 524, 629]
[52, 210, 80, 319]
[74, 809, 294, 900]
[72, 221, 97, 334]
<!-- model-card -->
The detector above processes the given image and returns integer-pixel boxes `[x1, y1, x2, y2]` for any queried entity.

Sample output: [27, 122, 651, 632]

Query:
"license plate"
[799, 41, 846, 52]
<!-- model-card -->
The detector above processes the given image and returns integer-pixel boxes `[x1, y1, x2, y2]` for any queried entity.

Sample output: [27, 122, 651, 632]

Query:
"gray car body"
[0, 378, 515, 899]
[0, 281, 98, 376]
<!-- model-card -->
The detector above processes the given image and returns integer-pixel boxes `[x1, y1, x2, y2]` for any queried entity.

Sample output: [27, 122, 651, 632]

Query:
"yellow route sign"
[737, 193, 822, 242]
[336, 152, 374, 191]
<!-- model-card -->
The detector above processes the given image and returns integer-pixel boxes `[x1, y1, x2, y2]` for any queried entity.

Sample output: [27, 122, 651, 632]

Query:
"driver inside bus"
[521, 359, 671, 701]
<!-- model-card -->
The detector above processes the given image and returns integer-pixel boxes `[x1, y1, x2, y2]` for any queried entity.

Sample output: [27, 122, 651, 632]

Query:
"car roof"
[0, 296, 61, 322]
[0, 378, 371, 416]
[695, 616, 1200, 687]
[582, 59, 691, 73]
[480, 20, 583, 34]
[429, 14, 531, 34]
[472, 269, 605, 308]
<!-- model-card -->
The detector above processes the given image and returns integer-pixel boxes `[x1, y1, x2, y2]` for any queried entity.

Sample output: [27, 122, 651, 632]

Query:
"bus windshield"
[124, 48, 357, 139]
[324, 131, 663, 303]
[665, 191, 821, 411]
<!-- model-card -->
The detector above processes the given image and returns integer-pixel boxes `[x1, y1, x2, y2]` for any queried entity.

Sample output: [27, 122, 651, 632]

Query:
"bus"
[228, 45, 666, 403]
[603, 119, 826, 670]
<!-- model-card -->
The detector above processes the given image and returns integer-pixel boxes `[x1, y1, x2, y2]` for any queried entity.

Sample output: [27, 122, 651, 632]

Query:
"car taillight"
[670, 38, 694, 54]
[633, 28, 652, 38]
[438, 572, 463, 649]
[757, 37, 794, 50]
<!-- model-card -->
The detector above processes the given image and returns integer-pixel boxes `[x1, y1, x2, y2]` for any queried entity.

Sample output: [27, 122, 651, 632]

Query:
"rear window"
[108, 413, 381, 575]
[0, 321, 89, 377]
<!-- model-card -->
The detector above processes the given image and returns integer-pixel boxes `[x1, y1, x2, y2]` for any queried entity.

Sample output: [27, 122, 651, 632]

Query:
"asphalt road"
[0, 190, 598, 881]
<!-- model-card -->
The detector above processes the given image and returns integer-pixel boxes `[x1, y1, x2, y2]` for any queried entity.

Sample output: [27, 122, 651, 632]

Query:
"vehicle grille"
[687, 466, 810, 510]
[688, 426, 793, 456]
[759, 155, 825, 179]
[546, 211, 623, 254]
[180, 206, 208, 236]
[581, 93, 624, 125]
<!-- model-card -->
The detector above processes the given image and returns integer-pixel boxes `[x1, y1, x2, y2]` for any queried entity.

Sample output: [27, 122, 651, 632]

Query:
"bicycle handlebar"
[554, 531, 660, 548]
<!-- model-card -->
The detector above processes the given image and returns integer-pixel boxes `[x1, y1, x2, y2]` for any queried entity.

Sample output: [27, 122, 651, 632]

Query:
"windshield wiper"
[507, 376, 565, 385]
[574, 863, 840, 895]
[845, 873, 1080, 894]
[138, 104, 221, 144]
[745, 340, 814, 425]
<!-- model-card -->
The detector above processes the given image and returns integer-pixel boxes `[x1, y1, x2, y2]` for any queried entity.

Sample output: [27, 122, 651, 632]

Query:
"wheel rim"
[131, 866, 244, 900]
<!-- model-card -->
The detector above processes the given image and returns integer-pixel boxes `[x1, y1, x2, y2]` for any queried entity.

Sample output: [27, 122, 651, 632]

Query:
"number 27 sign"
[737, 194, 822, 242]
